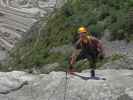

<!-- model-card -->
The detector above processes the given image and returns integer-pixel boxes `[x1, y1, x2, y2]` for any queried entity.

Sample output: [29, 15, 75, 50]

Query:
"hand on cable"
[70, 56, 75, 65]
[68, 56, 76, 74]
[97, 47, 102, 53]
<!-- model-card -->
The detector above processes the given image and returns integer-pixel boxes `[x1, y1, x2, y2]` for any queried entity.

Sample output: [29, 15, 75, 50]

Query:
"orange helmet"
[78, 26, 87, 33]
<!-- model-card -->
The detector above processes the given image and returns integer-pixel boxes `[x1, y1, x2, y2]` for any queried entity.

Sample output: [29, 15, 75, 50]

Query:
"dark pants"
[76, 50, 98, 77]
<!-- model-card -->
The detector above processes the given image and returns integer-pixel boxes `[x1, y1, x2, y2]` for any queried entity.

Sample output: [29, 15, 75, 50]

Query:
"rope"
[48, 72, 68, 100]
[64, 71, 68, 100]
[30, 81, 40, 100]
[47, 78, 63, 100]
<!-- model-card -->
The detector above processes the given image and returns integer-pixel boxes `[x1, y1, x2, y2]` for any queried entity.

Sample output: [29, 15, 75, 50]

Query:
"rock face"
[100, 39, 133, 69]
[0, 70, 133, 100]
[0, 0, 65, 61]
[102, 37, 133, 58]
[101, 57, 133, 69]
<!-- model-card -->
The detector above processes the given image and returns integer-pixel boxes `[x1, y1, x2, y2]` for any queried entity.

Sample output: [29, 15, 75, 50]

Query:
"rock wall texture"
[0, 70, 133, 100]
[0, 0, 65, 61]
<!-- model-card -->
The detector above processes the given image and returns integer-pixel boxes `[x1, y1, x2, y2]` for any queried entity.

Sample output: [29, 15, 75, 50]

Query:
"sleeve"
[97, 40, 103, 50]
[93, 37, 103, 51]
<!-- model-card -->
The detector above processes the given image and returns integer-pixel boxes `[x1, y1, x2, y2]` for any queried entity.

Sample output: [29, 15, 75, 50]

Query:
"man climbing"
[69, 26, 104, 77]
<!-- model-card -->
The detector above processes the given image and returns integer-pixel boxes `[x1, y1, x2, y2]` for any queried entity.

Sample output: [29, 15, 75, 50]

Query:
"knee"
[98, 53, 105, 60]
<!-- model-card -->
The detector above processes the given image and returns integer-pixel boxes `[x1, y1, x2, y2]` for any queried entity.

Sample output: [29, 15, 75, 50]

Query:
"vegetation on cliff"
[1, 0, 133, 72]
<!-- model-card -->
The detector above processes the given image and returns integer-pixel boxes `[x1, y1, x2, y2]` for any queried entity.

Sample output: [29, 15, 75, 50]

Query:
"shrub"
[4, 0, 133, 72]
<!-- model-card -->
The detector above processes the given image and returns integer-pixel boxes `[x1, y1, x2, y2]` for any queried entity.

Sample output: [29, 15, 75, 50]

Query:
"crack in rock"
[0, 81, 28, 95]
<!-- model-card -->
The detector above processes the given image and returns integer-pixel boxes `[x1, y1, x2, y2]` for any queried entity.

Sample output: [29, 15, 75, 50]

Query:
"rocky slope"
[99, 32, 133, 69]
[0, 0, 65, 61]
[0, 70, 133, 100]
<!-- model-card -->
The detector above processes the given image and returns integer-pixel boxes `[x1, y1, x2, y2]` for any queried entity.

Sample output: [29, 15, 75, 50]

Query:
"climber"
[69, 26, 104, 77]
